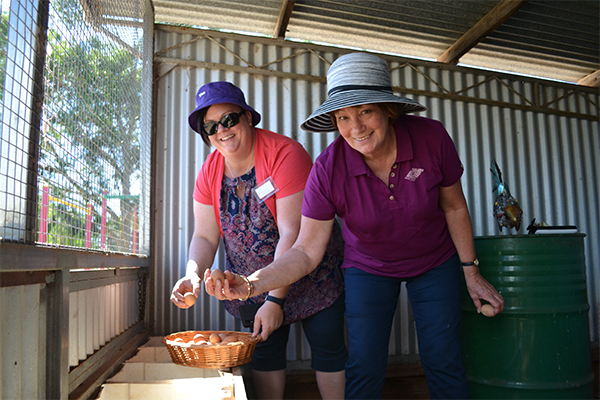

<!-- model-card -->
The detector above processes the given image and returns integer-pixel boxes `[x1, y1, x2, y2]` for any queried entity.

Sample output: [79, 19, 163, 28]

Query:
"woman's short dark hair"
[328, 102, 405, 130]
[196, 108, 210, 146]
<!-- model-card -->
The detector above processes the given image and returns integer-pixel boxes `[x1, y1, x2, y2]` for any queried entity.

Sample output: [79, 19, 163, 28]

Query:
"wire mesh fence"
[0, 0, 151, 254]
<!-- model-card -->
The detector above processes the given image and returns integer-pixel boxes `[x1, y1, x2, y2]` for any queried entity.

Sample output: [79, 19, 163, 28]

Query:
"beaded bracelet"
[239, 276, 253, 301]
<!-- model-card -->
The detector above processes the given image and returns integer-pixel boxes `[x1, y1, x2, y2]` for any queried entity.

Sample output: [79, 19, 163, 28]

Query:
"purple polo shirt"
[302, 115, 463, 278]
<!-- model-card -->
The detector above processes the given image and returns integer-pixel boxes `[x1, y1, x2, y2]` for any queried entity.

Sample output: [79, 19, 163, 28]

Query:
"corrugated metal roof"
[152, 0, 282, 36]
[148, 0, 599, 86]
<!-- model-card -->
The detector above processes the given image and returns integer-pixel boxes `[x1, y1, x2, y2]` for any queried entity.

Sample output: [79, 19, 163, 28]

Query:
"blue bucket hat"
[188, 81, 261, 134]
[301, 53, 426, 133]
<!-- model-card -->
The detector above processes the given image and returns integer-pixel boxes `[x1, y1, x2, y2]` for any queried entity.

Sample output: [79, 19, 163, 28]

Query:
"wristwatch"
[461, 258, 480, 267]
[265, 295, 286, 309]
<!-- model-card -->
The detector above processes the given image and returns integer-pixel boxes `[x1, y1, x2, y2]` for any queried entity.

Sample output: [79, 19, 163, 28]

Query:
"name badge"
[253, 176, 279, 203]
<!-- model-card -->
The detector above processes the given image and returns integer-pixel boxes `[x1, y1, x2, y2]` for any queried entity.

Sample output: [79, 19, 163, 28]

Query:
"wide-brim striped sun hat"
[301, 52, 426, 133]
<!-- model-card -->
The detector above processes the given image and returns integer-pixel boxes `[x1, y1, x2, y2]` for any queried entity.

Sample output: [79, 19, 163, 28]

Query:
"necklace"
[225, 152, 254, 191]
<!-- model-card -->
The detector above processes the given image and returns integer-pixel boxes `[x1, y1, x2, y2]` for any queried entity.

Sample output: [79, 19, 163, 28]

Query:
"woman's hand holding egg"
[204, 268, 228, 299]
[170, 273, 200, 309]
[481, 304, 496, 317]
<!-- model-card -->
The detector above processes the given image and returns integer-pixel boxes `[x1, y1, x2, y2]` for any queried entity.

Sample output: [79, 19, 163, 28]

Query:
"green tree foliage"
[38, 0, 143, 253]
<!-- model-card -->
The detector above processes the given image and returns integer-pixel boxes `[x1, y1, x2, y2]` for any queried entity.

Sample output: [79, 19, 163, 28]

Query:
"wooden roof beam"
[438, 0, 528, 64]
[578, 70, 600, 87]
[274, 0, 295, 39]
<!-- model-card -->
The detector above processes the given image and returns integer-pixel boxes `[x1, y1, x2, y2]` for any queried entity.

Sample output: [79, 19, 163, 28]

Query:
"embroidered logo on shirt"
[405, 168, 424, 181]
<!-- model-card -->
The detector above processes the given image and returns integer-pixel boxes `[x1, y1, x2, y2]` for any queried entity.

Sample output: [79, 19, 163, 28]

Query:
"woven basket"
[163, 330, 260, 369]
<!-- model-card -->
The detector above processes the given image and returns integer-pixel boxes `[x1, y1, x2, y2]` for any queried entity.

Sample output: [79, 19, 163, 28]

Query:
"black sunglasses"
[201, 110, 246, 136]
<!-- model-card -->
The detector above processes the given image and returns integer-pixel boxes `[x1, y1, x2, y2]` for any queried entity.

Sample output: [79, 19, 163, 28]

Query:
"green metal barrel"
[460, 234, 594, 399]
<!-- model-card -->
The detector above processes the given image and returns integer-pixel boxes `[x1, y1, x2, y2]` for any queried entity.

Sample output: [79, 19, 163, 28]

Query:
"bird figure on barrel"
[491, 159, 523, 234]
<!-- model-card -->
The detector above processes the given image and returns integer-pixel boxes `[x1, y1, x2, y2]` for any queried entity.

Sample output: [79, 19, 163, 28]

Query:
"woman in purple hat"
[216, 53, 505, 399]
[170, 81, 347, 399]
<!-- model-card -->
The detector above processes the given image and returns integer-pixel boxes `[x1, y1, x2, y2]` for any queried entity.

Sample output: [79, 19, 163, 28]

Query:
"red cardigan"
[193, 128, 313, 237]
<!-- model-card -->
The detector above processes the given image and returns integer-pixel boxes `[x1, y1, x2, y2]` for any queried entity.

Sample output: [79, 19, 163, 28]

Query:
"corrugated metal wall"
[152, 27, 599, 364]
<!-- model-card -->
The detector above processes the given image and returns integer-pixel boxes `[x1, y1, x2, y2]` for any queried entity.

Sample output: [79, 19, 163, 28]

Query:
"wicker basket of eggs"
[164, 270, 259, 369]
[163, 330, 260, 369]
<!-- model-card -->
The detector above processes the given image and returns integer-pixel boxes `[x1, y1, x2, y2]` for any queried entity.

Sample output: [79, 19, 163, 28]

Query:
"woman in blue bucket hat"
[171, 81, 347, 399]
[214, 53, 505, 399]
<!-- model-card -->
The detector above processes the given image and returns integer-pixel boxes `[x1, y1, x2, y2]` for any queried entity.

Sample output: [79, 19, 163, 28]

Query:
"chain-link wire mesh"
[0, 0, 151, 255]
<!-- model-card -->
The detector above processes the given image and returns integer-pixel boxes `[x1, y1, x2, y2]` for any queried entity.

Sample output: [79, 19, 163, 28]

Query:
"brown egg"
[221, 335, 238, 343]
[193, 333, 207, 342]
[183, 292, 196, 306]
[481, 304, 495, 317]
[211, 269, 225, 283]
[209, 332, 222, 344]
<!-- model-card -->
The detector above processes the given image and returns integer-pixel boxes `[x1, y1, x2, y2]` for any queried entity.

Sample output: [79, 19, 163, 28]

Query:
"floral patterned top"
[220, 168, 344, 324]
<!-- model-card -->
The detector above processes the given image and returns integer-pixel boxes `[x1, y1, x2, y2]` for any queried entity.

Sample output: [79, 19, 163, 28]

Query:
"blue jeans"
[344, 254, 468, 399]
